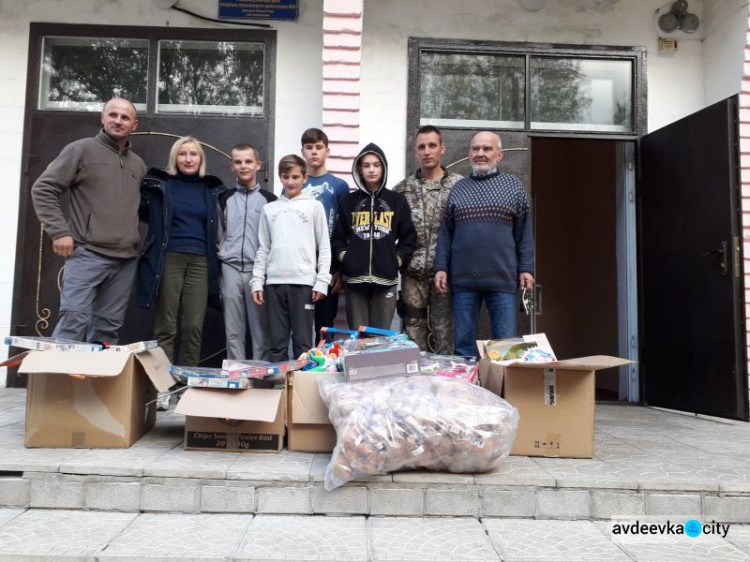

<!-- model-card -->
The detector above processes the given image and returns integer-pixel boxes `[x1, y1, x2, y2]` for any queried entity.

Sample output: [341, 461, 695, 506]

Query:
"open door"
[639, 95, 748, 420]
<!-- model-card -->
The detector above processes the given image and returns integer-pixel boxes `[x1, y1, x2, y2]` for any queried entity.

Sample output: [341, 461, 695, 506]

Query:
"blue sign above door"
[219, 0, 299, 21]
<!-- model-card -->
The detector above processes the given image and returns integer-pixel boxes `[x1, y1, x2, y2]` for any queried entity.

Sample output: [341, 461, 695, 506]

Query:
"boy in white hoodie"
[252, 155, 331, 361]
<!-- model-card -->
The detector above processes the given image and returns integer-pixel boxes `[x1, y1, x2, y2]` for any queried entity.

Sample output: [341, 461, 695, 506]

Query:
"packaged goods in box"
[318, 375, 518, 490]
[17, 348, 175, 448]
[286, 371, 338, 452]
[341, 337, 420, 383]
[176, 387, 285, 452]
[5, 335, 102, 352]
[419, 353, 478, 384]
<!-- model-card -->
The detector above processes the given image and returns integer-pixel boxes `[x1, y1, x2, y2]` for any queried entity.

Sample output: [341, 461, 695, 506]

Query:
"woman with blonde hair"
[136, 136, 225, 366]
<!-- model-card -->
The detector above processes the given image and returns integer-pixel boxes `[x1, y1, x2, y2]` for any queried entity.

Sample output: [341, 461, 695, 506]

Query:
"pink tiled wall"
[322, 0, 363, 189]
[744, 18, 750, 374]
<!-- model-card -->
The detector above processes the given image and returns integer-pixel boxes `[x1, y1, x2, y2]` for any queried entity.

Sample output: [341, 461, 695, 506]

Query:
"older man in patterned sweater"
[394, 125, 462, 354]
[434, 131, 535, 357]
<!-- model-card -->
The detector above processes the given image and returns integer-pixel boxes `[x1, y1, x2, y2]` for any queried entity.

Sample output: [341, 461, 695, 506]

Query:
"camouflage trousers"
[400, 274, 453, 354]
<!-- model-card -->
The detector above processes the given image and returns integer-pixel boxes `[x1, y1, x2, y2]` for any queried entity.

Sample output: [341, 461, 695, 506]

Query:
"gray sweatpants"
[221, 263, 270, 361]
[53, 246, 137, 344]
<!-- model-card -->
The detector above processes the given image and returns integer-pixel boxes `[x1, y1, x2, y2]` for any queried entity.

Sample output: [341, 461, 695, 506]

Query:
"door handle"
[534, 284, 543, 315]
[701, 241, 728, 276]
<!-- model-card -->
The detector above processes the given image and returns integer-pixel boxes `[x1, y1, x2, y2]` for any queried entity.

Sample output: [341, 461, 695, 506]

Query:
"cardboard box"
[17, 348, 174, 448]
[176, 387, 285, 452]
[343, 342, 421, 383]
[504, 356, 632, 458]
[286, 371, 338, 453]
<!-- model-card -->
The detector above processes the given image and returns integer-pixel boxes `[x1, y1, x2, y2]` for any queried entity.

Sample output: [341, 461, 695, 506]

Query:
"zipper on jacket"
[369, 193, 374, 279]
[241, 190, 248, 271]
[119, 155, 124, 168]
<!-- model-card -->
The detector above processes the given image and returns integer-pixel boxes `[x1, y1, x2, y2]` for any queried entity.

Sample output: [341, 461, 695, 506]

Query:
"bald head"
[469, 131, 503, 176]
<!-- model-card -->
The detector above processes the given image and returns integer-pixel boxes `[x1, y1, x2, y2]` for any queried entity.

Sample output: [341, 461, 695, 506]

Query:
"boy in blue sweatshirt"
[300, 128, 351, 340]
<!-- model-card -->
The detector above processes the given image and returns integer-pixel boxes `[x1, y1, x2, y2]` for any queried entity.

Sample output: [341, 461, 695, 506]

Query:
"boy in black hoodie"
[331, 143, 417, 330]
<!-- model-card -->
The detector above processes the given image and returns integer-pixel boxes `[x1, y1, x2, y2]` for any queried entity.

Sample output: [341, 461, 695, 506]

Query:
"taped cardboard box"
[176, 387, 285, 452]
[286, 371, 337, 453]
[505, 356, 632, 458]
[16, 348, 174, 448]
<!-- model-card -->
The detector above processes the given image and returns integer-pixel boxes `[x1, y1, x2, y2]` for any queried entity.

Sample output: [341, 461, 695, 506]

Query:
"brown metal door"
[639, 96, 748, 420]
[9, 24, 276, 385]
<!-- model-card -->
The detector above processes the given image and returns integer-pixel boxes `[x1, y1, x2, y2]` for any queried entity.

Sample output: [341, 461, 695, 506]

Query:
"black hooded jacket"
[331, 143, 416, 285]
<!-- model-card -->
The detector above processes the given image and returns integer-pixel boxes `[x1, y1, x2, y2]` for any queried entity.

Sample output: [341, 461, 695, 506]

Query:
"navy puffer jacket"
[136, 168, 225, 310]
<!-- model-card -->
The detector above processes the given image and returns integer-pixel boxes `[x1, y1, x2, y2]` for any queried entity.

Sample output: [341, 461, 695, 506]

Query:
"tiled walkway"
[1, 387, 750, 559]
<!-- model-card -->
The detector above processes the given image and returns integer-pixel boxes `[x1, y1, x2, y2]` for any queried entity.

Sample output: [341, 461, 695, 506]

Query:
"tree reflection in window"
[41, 37, 148, 111]
[531, 58, 631, 131]
[157, 40, 264, 115]
[420, 52, 524, 126]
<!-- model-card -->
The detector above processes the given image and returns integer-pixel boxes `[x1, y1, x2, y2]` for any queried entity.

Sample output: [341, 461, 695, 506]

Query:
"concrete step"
[0, 509, 749, 561]
[2, 389, 750, 523]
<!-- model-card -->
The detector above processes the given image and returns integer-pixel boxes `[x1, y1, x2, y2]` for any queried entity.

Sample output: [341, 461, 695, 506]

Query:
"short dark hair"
[301, 128, 329, 147]
[278, 154, 307, 176]
[416, 125, 443, 144]
[231, 143, 260, 161]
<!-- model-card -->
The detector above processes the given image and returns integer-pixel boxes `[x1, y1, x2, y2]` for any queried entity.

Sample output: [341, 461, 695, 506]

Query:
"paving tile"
[369, 517, 499, 561]
[143, 448, 241, 479]
[0, 406, 24, 429]
[99, 512, 253, 560]
[392, 470, 474, 485]
[613, 537, 748, 561]
[726, 524, 750, 556]
[227, 450, 315, 482]
[473, 455, 556, 486]
[604, 460, 718, 492]
[0, 445, 88, 472]
[0, 509, 24, 527]
[310, 453, 331, 482]
[0, 509, 136, 558]
[483, 518, 631, 561]
[235, 514, 367, 561]
[0, 424, 24, 446]
[533, 458, 639, 489]
[60, 444, 179, 477]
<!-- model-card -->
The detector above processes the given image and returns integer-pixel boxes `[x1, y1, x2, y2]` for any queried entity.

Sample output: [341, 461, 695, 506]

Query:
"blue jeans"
[452, 290, 517, 357]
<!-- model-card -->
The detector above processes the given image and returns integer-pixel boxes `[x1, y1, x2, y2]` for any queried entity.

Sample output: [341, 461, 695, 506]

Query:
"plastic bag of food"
[317, 375, 519, 490]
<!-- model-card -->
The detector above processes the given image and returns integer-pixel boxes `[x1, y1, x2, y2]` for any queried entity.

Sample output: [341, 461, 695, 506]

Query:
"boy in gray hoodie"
[251, 155, 331, 361]
[217, 143, 277, 360]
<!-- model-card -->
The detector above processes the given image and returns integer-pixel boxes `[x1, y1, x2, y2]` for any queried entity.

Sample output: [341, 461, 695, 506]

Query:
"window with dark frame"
[414, 41, 641, 136]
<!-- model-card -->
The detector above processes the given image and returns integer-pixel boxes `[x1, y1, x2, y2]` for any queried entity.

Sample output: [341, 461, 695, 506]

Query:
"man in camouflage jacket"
[394, 125, 462, 353]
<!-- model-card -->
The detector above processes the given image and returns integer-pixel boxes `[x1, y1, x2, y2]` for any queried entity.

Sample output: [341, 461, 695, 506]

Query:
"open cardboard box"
[286, 371, 338, 453]
[15, 348, 174, 448]
[477, 336, 632, 458]
[176, 387, 285, 452]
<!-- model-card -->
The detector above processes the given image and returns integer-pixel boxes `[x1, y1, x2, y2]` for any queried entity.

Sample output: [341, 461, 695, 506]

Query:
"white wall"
[0, 0, 324, 377]
[0, 0, 746, 375]
[359, 0, 745, 182]
[703, 0, 749, 106]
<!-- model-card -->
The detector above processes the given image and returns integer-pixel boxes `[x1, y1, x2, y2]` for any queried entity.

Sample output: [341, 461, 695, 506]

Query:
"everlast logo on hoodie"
[352, 198, 394, 240]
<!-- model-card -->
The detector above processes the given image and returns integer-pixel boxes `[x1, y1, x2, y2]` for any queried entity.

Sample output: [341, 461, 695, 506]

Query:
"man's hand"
[52, 236, 75, 257]
[519, 272, 535, 290]
[329, 271, 343, 295]
[252, 290, 264, 305]
[311, 291, 325, 303]
[434, 271, 448, 294]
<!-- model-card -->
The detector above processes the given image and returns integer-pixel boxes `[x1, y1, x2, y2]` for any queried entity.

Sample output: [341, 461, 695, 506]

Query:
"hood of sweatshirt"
[279, 192, 314, 203]
[352, 142, 388, 196]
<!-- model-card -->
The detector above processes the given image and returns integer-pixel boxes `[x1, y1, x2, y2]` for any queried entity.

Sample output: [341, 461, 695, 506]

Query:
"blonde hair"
[166, 136, 206, 177]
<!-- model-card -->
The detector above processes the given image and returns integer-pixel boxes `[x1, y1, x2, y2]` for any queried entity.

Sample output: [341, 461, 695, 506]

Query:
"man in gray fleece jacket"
[31, 98, 146, 344]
